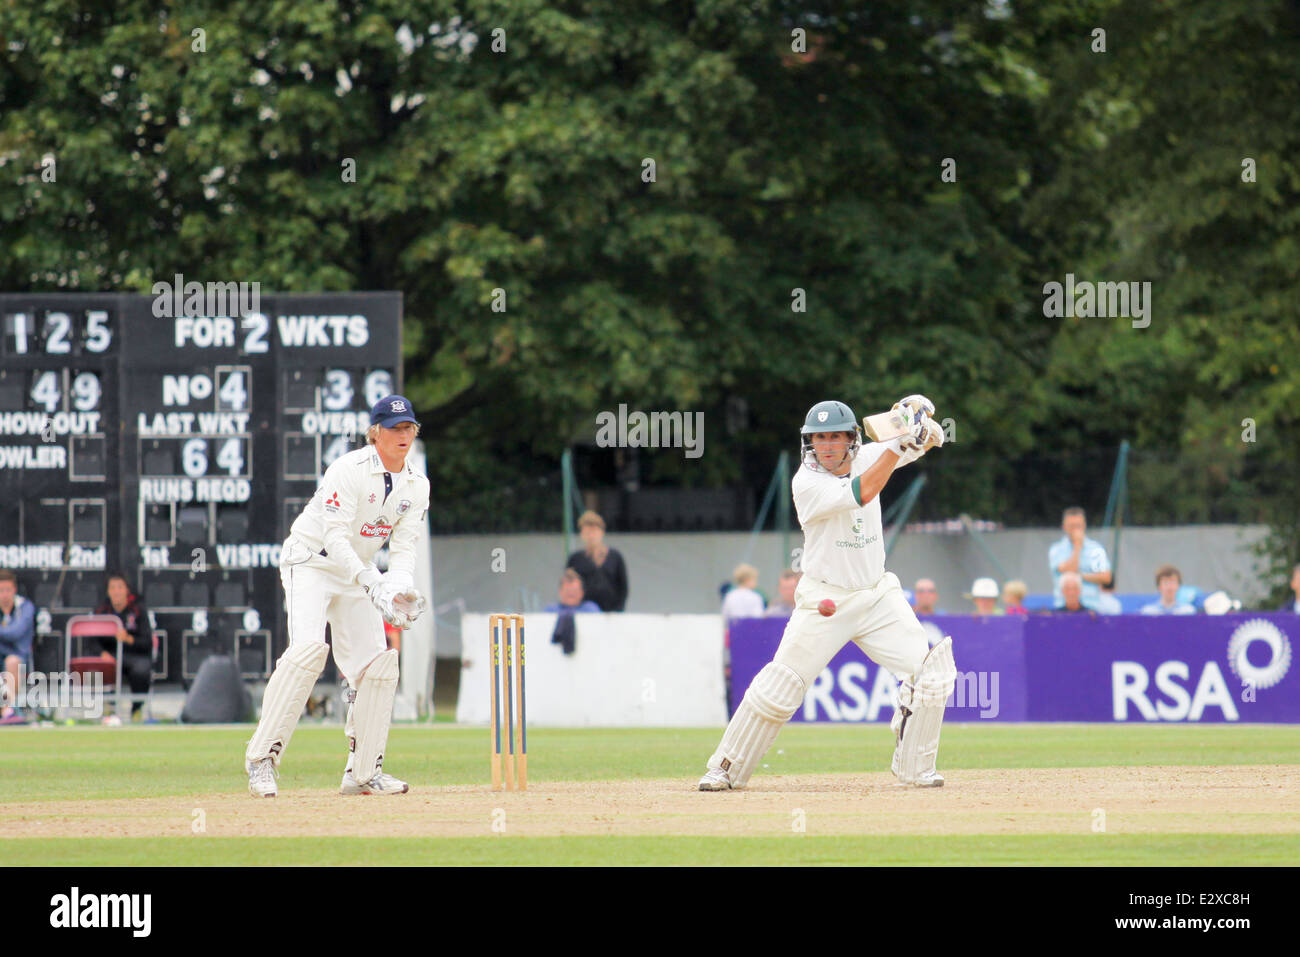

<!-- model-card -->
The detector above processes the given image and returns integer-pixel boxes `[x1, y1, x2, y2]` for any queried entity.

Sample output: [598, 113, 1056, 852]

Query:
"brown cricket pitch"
[0, 766, 1295, 840]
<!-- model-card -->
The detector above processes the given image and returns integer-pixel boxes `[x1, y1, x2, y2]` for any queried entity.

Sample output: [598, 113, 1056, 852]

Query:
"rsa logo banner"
[1024, 614, 1298, 723]
[728, 614, 1298, 723]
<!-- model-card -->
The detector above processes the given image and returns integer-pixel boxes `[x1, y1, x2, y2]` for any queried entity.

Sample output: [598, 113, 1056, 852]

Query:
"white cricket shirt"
[286, 447, 431, 589]
[793, 441, 918, 590]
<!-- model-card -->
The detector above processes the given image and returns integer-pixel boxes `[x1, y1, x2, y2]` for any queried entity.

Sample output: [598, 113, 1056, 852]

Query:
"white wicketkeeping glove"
[392, 589, 427, 629]
[366, 580, 410, 629]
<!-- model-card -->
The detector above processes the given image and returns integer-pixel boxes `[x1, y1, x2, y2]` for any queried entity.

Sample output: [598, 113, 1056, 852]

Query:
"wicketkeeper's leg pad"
[708, 662, 805, 788]
[349, 649, 399, 784]
[245, 641, 329, 767]
[892, 636, 956, 784]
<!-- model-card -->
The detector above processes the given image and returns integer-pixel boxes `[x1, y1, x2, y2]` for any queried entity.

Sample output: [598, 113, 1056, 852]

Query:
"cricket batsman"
[698, 397, 956, 790]
[245, 395, 430, 797]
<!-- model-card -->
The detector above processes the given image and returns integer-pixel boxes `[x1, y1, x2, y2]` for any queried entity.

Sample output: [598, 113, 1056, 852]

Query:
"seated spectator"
[1002, 580, 1029, 616]
[912, 578, 944, 615]
[0, 570, 36, 724]
[566, 511, 629, 612]
[764, 568, 801, 617]
[1279, 564, 1300, 613]
[721, 564, 765, 621]
[1049, 507, 1112, 611]
[1095, 583, 1123, 615]
[94, 573, 154, 720]
[545, 568, 601, 614]
[1141, 565, 1196, 615]
[1056, 572, 1094, 615]
[547, 569, 601, 656]
[966, 577, 1002, 616]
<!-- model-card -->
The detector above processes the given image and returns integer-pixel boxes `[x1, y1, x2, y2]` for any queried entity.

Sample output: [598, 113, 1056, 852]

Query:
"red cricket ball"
[818, 598, 836, 617]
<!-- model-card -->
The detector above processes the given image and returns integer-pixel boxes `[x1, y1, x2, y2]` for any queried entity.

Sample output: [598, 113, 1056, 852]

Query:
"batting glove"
[921, 417, 945, 451]
[893, 394, 936, 420]
[888, 413, 944, 461]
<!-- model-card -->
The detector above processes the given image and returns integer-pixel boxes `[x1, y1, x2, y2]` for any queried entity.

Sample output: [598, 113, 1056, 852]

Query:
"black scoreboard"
[0, 292, 401, 683]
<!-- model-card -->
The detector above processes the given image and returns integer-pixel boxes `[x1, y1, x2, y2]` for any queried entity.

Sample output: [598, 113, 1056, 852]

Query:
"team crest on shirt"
[360, 515, 393, 539]
[368, 493, 377, 504]
[397, 499, 411, 515]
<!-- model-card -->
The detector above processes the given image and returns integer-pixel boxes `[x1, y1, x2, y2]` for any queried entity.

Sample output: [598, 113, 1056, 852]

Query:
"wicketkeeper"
[699, 397, 956, 790]
[245, 395, 430, 797]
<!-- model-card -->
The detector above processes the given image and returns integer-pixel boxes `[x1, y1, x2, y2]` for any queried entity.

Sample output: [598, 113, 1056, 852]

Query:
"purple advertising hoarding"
[1023, 613, 1298, 722]
[728, 613, 1298, 723]
[728, 615, 1025, 722]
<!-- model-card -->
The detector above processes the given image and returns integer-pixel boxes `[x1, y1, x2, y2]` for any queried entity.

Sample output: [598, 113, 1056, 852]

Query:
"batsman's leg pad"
[245, 641, 329, 767]
[708, 662, 805, 788]
[893, 637, 956, 784]
[343, 679, 357, 743]
[349, 649, 399, 784]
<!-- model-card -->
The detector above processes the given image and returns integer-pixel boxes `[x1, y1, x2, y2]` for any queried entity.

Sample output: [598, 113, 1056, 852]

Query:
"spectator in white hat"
[966, 577, 1001, 616]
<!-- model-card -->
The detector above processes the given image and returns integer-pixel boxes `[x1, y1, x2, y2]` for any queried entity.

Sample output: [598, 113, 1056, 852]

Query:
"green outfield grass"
[1, 723, 1296, 802]
[2, 723, 1296, 865]
[3, 835, 1295, 867]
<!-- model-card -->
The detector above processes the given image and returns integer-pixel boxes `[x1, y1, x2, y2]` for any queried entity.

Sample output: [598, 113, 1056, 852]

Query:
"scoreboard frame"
[0, 292, 402, 686]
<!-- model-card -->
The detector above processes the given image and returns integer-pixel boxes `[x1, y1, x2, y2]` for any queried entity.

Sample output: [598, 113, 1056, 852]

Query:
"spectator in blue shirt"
[1279, 564, 1300, 613]
[1141, 565, 1196, 616]
[1095, 583, 1123, 615]
[1049, 507, 1112, 610]
[764, 569, 800, 618]
[912, 578, 944, 616]
[0, 570, 36, 723]
[545, 569, 601, 615]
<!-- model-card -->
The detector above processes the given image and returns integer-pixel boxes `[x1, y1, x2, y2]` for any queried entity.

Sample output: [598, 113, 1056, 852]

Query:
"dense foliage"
[2, 1, 1296, 594]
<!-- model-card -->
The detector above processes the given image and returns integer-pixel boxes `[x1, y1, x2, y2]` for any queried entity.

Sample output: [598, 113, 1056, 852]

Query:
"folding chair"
[65, 614, 155, 720]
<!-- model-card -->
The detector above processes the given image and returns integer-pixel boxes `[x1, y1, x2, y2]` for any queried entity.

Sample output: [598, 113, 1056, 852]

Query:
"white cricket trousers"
[773, 571, 929, 687]
[280, 538, 387, 684]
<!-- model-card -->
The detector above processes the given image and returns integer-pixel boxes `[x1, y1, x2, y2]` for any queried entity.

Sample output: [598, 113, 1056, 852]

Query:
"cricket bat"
[861, 405, 918, 442]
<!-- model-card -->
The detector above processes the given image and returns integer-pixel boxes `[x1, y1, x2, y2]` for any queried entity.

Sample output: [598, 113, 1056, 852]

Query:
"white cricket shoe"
[910, 770, 944, 788]
[340, 768, 409, 796]
[698, 767, 733, 791]
[247, 758, 278, 798]
[892, 765, 945, 788]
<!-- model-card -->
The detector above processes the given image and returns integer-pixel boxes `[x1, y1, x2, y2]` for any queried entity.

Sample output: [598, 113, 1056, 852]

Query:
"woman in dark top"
[94, 573, 153, 717]
[565, 511, 628, 612]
